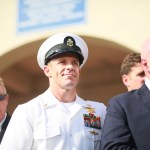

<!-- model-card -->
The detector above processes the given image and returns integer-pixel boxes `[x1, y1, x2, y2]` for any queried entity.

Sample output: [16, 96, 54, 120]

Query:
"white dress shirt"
[0, 88, 106, 150]
[145, 77, 150, 90]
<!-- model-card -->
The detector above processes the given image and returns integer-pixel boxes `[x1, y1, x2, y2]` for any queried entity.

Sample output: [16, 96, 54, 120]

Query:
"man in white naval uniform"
[0, 33, 106, 150]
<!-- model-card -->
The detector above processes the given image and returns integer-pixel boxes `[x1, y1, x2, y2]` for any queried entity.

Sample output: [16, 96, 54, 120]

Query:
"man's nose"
[66, 63, 74, 69]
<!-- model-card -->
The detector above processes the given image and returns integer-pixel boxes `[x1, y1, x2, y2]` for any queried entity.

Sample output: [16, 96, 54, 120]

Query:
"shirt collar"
[145, 78, 150, 90]
[0, 113, 7, 132]
[40, 88, 86, 109]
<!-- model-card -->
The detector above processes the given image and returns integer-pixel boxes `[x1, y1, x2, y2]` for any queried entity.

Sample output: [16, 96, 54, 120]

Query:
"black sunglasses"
[0, 94, 7, 101]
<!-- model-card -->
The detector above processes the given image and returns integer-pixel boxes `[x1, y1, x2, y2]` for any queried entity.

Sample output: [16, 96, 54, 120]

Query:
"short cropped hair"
[120, 52, 141, 76]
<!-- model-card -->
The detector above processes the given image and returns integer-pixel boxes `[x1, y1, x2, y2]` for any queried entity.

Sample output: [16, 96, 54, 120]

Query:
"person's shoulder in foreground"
[100, 84, 150, 150]
[100, 38, 150, 150]
[0, 33, 106, 150]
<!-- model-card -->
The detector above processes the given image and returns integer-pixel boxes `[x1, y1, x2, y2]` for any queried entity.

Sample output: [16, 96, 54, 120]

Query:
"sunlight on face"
[47, 55, 80, 90]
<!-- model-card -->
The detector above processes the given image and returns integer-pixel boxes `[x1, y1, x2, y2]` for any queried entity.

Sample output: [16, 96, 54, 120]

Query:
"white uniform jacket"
[0, 88, 106, 150]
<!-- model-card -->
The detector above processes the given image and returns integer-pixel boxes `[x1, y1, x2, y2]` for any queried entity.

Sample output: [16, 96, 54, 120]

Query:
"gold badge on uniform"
[89, 130, 99, 135]
[83, 104, 101, 129]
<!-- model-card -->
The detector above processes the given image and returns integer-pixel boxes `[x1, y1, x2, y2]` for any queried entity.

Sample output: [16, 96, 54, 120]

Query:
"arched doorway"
[0, 36, 132, 114]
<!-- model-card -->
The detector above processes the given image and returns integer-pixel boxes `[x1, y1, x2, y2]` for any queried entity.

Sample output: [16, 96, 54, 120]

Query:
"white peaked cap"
[37, 33, 88, 69]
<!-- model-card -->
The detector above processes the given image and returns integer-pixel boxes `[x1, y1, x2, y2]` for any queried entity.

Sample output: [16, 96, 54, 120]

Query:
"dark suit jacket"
[0, 113, 11, 143]
[101, 83, 150, 150]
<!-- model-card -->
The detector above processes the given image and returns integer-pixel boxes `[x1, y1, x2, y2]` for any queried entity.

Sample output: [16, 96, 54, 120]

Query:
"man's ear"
[141, 59, 147, 66]
[44, 65, 51, 77]
[122, 74, 129, 87]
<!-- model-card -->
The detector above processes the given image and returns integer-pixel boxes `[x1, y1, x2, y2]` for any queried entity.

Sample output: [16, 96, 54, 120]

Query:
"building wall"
[1, 0, 150, 55]
[0, 0, 150, 114]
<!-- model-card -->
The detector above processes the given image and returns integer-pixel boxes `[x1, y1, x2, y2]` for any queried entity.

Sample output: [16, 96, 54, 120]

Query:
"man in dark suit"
[0, 77, 11, 143]
[100, 39, 150, 150]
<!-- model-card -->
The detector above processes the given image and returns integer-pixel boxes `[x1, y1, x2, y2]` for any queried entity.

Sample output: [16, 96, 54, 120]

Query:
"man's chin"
[63, 83, 77, 89]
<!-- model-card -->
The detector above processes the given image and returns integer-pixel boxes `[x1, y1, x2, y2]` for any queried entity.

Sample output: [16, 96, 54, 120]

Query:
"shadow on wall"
[0, 36, 131, 114]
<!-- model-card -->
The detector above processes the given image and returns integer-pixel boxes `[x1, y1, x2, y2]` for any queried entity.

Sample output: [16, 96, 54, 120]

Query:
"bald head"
[141, 38, 150, 59]
[141, 38, 150, 79]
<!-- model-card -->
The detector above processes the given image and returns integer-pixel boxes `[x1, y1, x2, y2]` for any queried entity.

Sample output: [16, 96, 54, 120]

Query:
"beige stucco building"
[1, 0, 150, 114]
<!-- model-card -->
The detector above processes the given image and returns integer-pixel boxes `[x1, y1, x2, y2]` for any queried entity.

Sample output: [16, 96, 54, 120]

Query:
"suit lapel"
[0, 113, 11, 143]
[138, 84, 150, 110]
[1, 113, 11, 130]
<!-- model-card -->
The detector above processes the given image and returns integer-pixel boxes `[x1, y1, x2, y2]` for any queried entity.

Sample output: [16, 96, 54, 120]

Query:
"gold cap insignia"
[67, 38, 73, 47]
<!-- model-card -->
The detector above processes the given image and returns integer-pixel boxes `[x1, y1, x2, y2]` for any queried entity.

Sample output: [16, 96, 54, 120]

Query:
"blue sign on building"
[17, 0, 87, 33]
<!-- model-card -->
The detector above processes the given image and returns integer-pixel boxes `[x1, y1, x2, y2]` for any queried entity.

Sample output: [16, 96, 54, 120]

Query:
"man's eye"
[74, 62, 79, 66]
[138, 72, 145, 77]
